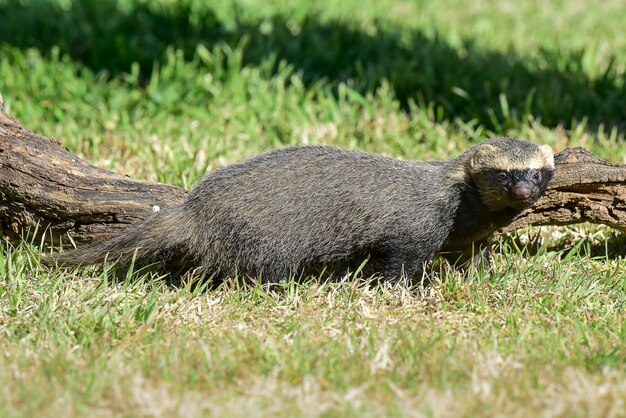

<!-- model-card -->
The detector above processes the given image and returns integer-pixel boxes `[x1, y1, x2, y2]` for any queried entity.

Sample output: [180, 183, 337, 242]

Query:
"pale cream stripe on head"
[471, 144, 554, 171]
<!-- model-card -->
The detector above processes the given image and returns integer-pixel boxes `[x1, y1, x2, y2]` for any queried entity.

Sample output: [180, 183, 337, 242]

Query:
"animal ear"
[469, 143, 498, 171]
[539, 144, 555, 169]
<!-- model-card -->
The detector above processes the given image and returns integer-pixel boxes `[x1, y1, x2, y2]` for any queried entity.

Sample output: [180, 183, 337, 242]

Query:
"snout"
[511, 185, 532, 200]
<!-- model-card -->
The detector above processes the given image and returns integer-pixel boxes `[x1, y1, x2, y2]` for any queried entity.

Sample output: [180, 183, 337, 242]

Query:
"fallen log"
[0, 96, 188, 246]
[0, 97, 624, 248]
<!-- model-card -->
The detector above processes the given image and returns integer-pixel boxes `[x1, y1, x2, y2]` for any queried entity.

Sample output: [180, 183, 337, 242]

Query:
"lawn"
[1, 0, 626, 416]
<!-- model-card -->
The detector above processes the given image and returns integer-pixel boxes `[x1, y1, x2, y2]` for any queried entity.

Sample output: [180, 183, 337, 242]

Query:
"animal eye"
[498, 172, 508, 182]
[532, 170, 542, 182]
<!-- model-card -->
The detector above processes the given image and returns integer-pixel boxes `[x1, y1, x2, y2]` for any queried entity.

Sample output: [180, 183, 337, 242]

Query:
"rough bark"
[0, 99, 624, 248]
[0, 97, 188, 246]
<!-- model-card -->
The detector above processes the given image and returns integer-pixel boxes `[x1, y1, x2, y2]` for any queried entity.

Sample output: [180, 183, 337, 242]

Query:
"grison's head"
[468, 138, 554, 211]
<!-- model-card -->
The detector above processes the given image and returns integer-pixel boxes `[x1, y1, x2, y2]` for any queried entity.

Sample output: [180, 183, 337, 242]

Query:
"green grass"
[1, 0, 626, 416]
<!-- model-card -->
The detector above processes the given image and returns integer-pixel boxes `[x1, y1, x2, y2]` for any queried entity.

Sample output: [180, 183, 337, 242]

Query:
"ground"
[1, 0, 626, 417]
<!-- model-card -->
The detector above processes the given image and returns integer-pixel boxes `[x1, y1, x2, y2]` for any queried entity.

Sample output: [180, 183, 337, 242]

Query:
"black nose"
[512, 186, 532, 200]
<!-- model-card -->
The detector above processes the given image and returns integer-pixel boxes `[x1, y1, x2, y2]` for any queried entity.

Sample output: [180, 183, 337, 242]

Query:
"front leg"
[381, 256, 427, 284]
[439, 240, 491, 273]
[377, 241, 439, 284]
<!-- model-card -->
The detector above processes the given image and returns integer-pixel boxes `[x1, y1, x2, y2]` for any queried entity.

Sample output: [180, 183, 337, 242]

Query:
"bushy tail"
[42, 207, 190, 269]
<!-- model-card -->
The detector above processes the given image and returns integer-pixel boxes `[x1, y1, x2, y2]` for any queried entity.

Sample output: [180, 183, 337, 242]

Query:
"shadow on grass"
[1, 0, 625, 132]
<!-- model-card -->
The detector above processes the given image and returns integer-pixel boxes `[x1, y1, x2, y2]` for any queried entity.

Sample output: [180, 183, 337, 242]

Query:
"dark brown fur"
[43, 137, 554, 283]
